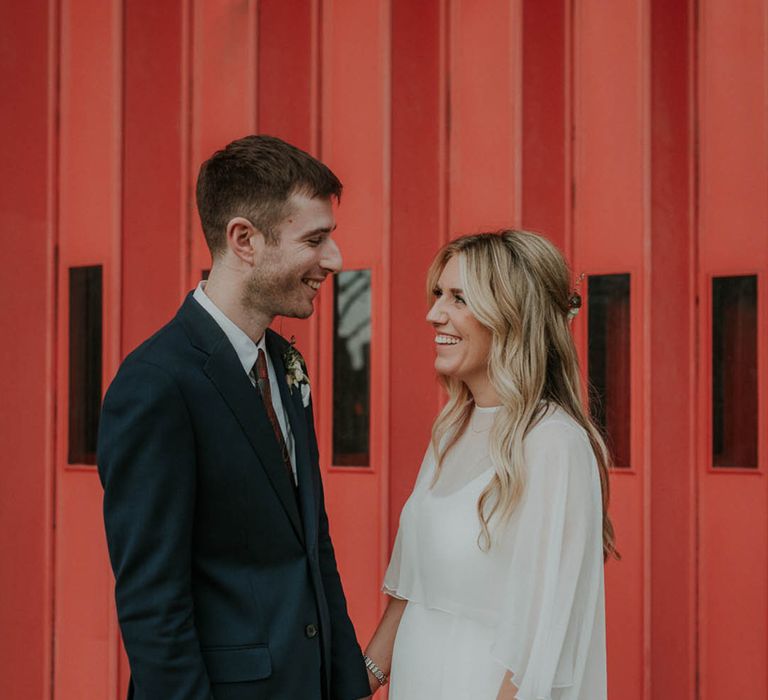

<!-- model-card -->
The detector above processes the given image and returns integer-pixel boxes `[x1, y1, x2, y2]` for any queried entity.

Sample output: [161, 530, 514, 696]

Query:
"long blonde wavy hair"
[428, 230, 618, 560]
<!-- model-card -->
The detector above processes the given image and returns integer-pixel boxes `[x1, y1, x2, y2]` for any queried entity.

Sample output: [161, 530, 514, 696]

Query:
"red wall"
[697, 1, 768, 697]
[1, 1, 766, 699]
[649, 0, 697, 696]
[0, 2, 56, 699]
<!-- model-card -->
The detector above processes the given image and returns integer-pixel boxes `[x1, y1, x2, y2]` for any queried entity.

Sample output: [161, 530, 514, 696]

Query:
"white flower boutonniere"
[283, 336, 311, 408]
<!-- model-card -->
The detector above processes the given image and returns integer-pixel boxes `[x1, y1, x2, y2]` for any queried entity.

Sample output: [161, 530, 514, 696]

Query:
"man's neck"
[202, 273, 271, 344]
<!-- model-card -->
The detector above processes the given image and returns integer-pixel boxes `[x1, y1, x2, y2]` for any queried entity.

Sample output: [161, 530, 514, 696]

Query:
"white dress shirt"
[192, 282, 297, 484]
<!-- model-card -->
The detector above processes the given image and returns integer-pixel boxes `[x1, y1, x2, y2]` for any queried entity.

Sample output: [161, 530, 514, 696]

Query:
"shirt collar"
[192, 281, 264, 375]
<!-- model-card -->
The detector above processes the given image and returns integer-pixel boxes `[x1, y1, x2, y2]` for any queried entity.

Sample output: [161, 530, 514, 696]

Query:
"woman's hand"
[363, 596, 408, 694]
[495, 670, 519, 699]
[367, 668, 381, 694]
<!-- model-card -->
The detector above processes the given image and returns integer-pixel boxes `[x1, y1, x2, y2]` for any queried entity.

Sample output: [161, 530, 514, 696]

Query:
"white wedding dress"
[383, 405, 607, 700]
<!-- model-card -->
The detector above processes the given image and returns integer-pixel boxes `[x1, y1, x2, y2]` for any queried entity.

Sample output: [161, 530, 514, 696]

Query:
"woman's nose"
[426, 299, 447, 325]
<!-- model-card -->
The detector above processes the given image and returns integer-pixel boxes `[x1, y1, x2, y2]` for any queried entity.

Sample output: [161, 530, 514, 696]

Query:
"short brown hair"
[195, 134, 342, 254]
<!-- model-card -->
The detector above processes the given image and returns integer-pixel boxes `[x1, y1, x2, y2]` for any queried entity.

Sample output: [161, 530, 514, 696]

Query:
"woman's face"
[426, 256, 494, 393]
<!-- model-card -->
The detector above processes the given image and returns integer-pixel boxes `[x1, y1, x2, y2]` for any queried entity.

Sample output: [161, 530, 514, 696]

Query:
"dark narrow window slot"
[588, 273, 631, 467]
[68, 265, 103, 465]
[712, 275, 758, 468]
[333, 269, 371, 466]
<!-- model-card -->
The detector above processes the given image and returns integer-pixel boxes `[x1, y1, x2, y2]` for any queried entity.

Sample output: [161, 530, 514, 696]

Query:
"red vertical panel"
[0, 1, 56, 698]
[389, 0, 444, 547]
[257, 0, 319, 373]
[648, 3, 697, 687]
[189, 0, 258, 285]
[121, 2, 190, 695]
[320, 0, 390, 643]
[697, 1, 768, 698]
[449, 0, 522, 234]
[648, 0, 700, 683]
[573, 1, 649, 698]
[521, 0, 569, 253]
[54, 0, 123, 698]
[258, 0, 313, 148]
[649, 0, 697, 688]
[123, 0, 189, 351]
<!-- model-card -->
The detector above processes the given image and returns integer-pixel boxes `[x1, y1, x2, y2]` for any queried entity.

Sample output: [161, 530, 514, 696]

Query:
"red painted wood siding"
[649, 0, 697, 697]
[697, 1, 768, 698]
[1, 2, 766, 699]
[572, 2, 649, 697]
[0, 2, 57, 698]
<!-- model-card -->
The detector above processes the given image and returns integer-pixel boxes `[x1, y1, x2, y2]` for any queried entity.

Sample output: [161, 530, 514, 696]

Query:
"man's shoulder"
[109, 312, 204, 398]
[123, 316, 190, 368]
[101, 321, 199, 422]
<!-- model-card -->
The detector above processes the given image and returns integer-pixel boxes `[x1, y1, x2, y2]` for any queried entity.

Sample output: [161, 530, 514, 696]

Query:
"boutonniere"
[283, 336, 311, 408]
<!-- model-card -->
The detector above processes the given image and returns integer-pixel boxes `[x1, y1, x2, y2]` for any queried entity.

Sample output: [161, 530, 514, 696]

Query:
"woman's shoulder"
[525, 404, 594, 458]
[517, 407, 600, 499]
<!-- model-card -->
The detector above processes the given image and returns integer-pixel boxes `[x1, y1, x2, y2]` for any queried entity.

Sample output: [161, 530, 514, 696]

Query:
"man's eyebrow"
[301, 224, 337, 237]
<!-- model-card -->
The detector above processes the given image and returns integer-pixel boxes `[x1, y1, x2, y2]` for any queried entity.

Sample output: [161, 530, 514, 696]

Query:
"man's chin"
[279, 304, 315, 320]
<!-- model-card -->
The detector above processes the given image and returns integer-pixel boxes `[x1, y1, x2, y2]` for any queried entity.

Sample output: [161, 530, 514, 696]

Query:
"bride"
[362, 230, 617, 700]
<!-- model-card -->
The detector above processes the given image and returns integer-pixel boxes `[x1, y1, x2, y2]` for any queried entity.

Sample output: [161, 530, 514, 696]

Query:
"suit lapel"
[266, 331, 317, 547]
[178, 296, 304, 544]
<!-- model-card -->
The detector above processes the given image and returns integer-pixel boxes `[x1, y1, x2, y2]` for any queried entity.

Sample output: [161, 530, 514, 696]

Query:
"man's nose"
[320, 237, 343, 274]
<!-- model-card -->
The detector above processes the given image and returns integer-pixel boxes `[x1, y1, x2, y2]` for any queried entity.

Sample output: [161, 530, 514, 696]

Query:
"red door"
[697, 1, 768, 698]
[571, 2, 649, 696]
[28, 4, 768, 700]
[315, 0, 391, 644]
[53, 1, 122, 696]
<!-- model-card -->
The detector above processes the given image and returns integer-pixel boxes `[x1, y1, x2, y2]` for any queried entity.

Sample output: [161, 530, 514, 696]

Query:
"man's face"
[246, 192, 342, 319]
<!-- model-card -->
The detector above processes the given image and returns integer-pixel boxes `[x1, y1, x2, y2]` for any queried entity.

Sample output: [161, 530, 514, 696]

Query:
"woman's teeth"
[435, 335, 460, 345]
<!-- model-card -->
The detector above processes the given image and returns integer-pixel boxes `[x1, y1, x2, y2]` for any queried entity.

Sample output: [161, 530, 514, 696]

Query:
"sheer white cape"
[383, 406, 607, 700]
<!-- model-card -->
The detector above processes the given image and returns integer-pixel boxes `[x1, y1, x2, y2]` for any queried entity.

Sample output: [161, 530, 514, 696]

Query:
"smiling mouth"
[303, 278, 322, 291]
[435, 334, 461, 345]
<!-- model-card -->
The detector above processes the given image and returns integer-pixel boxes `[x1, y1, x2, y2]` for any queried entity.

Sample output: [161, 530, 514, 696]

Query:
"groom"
[98, 135, 371, 700]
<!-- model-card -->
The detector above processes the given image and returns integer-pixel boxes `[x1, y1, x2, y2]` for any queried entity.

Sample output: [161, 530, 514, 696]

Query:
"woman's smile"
[435, 333, 461, 346]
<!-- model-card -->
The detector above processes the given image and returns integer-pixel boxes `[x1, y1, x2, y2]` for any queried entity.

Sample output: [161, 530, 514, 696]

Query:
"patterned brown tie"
[254, 349, 295, 486]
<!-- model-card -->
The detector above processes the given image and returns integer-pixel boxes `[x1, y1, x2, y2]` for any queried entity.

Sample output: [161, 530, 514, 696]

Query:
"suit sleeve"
[97, 360, 213, 700]
[307, 400, 370, 700]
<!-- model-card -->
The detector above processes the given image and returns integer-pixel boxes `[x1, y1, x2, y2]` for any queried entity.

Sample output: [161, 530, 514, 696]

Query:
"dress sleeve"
[382, 528, 406, 598]
[382, 445, 435, 597]
[491, 421, 604, 700]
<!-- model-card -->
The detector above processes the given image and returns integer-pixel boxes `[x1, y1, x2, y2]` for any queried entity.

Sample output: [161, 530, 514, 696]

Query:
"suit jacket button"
[305, 623, 318, 639]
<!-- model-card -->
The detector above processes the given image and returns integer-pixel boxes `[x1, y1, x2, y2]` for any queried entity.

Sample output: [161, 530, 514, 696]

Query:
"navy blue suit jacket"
[97, 294, 370, 700]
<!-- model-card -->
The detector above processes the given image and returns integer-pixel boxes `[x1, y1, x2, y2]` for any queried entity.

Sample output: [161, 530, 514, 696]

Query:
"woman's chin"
[434, 359, 458, 379]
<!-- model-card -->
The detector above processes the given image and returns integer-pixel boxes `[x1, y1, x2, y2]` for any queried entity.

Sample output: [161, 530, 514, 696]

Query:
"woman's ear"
[225, 216, 262, 265]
